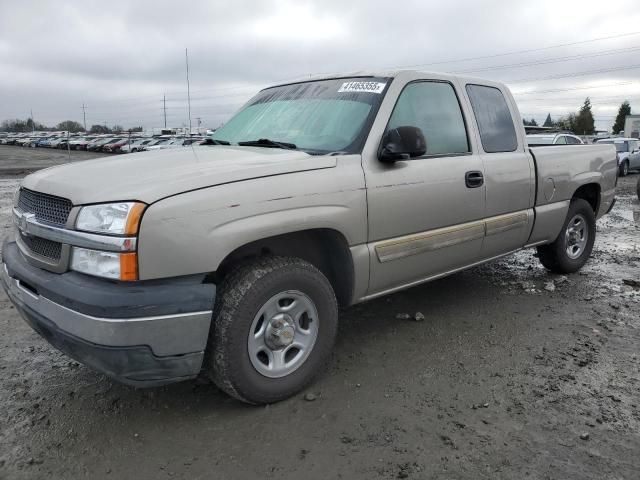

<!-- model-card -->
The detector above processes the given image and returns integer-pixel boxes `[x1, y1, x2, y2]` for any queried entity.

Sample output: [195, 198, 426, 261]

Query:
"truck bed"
[529, 144, 617, 214]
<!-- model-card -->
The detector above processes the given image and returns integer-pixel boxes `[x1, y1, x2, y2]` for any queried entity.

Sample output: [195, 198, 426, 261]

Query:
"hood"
[22, 146, 337, 205]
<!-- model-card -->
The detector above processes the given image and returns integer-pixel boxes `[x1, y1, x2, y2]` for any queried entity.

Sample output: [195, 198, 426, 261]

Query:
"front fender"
[137, 158, 367, 280]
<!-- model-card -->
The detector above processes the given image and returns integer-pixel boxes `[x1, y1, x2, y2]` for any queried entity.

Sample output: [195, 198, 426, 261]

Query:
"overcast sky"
[2, 0, 640, 132]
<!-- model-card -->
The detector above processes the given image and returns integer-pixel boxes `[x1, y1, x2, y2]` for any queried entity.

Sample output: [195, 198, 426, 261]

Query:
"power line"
[512, 81, 636, 95]
[452, 45, 640, 74]
[508, 64, 640, 83]
[380, 30, 640, 70]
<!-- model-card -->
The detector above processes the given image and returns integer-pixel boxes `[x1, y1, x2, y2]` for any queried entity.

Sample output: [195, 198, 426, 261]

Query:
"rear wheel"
[620, 160, 629, 177]
[537, 198, 596, 273]
[207, 256, 338, 404]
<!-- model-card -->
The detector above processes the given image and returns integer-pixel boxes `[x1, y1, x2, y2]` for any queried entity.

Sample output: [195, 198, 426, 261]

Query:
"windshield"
[599, 140, 628, 152]
[211, 77, 389, 154]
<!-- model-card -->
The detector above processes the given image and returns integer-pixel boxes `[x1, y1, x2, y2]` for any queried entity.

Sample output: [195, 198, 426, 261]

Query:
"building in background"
[624, 114, 640, 139]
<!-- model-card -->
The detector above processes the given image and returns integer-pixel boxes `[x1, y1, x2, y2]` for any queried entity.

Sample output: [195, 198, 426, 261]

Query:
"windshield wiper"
[202, 138, 230, 145]
[238, 138, 297, 150]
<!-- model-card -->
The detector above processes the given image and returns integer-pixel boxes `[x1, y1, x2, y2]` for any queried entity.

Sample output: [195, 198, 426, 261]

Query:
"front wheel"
[207, 256, 338, 404]
[537, 198, 596, 273]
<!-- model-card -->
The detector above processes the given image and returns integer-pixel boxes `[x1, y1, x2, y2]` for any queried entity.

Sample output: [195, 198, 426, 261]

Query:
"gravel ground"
[0, 145, 638, 480]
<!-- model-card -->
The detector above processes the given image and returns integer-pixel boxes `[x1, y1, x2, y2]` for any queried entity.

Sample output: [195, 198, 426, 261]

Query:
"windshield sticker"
[338, 81, 386, 94]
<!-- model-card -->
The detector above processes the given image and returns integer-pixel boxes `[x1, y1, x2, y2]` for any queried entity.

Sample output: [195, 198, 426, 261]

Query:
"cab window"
[387, 81, 469, 156]
[466, 84, 518, 153]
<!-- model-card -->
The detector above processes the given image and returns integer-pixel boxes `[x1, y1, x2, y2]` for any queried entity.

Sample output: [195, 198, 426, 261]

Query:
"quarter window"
[466, 84, 518, 153]
[387, 81, 469, 156]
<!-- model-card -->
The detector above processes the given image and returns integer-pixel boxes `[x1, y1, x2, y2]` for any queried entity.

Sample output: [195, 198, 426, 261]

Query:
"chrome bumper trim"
[13, 207, 137, 252]
[2, 264, 212, 357]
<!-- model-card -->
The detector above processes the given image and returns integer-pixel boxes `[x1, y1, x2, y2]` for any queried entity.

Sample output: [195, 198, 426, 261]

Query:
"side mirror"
[378, 126, 427, 162]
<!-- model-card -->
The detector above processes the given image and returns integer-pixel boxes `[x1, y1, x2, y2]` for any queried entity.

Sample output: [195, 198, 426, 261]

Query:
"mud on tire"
[206, 256, 338, 404]
[537, 198, 596, 274]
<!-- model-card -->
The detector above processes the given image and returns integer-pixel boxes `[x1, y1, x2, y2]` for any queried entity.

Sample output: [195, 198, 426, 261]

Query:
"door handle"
[465, 171, 484, 188]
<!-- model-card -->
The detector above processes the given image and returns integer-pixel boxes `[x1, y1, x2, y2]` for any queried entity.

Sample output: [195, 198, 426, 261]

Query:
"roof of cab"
[266, 69, 504, 90]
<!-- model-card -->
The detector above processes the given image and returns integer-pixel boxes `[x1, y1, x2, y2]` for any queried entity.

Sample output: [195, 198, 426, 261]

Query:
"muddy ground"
[0, 145, 638, 480]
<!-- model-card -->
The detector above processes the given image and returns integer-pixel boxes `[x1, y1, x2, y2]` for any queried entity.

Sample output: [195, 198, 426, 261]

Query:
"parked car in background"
[68, 137, 96, 150]
[526, 133, 584, 146]
[119, 138, 155, 153]
[102, 138, 130, 153]
[96, 138, 124, 152]
[87, 137, 116, 151]
[594, 138, 640, 176]
[48, 137, 68, 149]
[140, 138, 169, 150]
[35, 137, 56, 148]
[15, 137, 33, 147]
[145, 138, 203, 150]
[57, 138, 72, 150]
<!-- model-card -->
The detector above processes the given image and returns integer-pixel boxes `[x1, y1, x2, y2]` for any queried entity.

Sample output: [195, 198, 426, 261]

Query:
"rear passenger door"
[463, 84, 535, 259]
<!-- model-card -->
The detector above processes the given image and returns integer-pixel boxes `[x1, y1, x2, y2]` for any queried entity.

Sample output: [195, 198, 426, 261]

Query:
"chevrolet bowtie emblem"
[19, 212, 35, 233]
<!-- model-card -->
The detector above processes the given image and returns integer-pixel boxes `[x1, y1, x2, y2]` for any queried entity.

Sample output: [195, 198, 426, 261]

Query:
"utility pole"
[82, 103, 87, 132]
[30, 109, 35, 133]
[163, 95, 167, 128]
[185, 48, 192, 134]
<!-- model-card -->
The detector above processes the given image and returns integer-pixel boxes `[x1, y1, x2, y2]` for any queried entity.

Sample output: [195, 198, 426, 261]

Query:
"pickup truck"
[1, 70, 617, 404]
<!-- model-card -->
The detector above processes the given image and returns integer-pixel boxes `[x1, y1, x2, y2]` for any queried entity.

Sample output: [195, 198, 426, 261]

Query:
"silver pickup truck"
[1, 71, 617, 404]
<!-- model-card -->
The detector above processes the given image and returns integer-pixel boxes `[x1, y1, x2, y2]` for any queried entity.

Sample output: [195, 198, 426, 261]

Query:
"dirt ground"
[0, 145, 638, 480]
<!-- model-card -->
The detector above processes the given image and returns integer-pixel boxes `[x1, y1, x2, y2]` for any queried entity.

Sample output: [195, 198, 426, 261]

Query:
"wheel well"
[212, 229, 355, 307]
[572, 183, 600, 213]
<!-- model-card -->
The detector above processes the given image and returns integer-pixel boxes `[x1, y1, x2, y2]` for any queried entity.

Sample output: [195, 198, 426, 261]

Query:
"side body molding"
[374, 210, 531, 263]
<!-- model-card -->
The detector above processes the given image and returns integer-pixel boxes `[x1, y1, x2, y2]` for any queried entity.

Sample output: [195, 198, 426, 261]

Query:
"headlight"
[76, 202, 145, 235]
[70, 247, 138, 281]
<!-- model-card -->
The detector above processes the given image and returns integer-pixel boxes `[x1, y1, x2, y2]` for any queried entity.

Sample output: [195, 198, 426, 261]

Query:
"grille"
[17, 188, 73, 226]
[20, 234, 62, 261]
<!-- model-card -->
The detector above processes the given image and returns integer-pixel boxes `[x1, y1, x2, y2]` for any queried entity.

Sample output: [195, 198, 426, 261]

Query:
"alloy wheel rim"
[565, 213, 588, 259]
[248, 290, 319, 378]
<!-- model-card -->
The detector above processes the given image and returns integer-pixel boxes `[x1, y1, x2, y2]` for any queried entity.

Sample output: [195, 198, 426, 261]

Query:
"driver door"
[364, 80, 485, 294]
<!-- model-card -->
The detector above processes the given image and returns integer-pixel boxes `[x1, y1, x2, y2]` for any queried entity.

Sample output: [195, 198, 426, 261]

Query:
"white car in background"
[595, 138, 640, 176]
[526, 133, 584, 146]
[119, 138, 156, 153]
[68, 137, 97, 150]
[143, 138, 201, 151]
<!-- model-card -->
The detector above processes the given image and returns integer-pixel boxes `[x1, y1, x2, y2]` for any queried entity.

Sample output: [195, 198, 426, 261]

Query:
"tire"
[207, 256, 338, 404]
[537, 198, 596, 274]
[620, 160, 629, 177]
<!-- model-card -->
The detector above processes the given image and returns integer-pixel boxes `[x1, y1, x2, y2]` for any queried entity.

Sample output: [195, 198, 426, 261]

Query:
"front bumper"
[1, 242, 215, 387]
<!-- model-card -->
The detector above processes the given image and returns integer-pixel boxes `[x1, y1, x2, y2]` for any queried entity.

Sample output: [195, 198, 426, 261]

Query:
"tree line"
[1, 118, 142, 134]
[524, 100, 632, 135]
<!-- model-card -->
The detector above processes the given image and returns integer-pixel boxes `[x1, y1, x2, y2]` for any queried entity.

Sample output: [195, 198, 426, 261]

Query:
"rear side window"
[555, 136, 567, 145]
[466, 84, 518, 153]
[387, 81, 469, 156]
